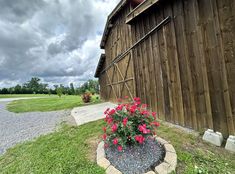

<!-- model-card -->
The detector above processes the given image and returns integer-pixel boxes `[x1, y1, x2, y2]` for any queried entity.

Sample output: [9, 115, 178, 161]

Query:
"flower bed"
[97, 97, 177, 173]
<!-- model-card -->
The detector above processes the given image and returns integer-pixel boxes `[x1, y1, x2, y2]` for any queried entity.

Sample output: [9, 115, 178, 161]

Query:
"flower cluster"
[102, 96, 160, 152]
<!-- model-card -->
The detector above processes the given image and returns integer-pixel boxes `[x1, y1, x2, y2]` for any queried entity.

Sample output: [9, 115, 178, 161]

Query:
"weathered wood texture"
[98, 0, 235, 136]
[99, 5, 136, 102]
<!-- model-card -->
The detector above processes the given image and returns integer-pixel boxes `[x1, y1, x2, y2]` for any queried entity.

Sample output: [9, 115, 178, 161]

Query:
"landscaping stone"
[155, 162, 171, 174]
[106, 165, 122, 174]
[145, 171, 156, 174]
[202, 129, 223, 146]
[97, 158, 110, 169]
[164, 144, 176, 153]
[225, 135, 235, 153]
[164, 152, 177, 170]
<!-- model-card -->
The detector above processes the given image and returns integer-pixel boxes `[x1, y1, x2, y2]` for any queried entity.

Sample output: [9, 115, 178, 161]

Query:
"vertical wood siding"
[98, 0, 235, 136]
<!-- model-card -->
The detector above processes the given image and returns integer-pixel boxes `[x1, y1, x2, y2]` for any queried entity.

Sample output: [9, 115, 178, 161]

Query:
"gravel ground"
[105, 138, 165, 174]
[0, 101, 70, 155]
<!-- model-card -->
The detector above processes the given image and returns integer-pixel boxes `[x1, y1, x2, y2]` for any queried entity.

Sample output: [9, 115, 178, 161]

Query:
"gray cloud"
[0, 0, 120, 87]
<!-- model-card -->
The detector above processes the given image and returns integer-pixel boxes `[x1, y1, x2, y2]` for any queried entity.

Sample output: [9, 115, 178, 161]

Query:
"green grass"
[157, 122, 235, 174]
[0, 94, 49, 98]
[7, 95, 101, 113]
[0, 121, 106, 174]
[0, 120, 234, 174]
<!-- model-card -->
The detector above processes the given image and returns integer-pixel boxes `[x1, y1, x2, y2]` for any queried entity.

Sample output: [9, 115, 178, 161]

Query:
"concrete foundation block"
[225, 135, 235, 153]
[202, 129, 223, 146]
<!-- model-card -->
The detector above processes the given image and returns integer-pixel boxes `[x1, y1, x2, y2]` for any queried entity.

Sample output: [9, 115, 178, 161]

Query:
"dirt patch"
[86, 136, 101, 162]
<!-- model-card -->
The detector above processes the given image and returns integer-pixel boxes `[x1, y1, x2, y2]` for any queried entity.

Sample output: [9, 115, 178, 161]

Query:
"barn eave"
[94, 54, 106, 78]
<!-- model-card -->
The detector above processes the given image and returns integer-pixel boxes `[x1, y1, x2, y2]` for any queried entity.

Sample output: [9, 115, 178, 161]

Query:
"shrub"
[82, 92, 91, 103]
[102, 97, 160, 152]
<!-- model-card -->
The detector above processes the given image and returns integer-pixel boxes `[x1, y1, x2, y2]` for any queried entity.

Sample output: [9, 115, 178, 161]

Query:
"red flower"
[134, 101, 141, 106]
[113, 138, 118, 145]
[105, 115, 113, 124]
[141, 110, 149, 115]
[129, 105, 137, 113]
[122, 118, 128, 126]
[111, 124, 118, 132]
[109, 109, 116, 115]
[124, 96, 129, 99]
[151, 121, 160, 127]
[116, 104, 124, 111]
[103, 127, 107, 132]
[134, 97, 141, 102]
[103, 134, 107, 140]
[135, 135, 145, 144]
[104, 108, 110, 114]
[152, 112, 156, 119]
[117, 145, 123, 152]
[138, 124, 150, 134]
[142, 104, 147, 108]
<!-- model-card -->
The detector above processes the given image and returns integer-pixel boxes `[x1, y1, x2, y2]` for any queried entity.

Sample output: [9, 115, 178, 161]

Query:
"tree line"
[0, 77, 99, 95]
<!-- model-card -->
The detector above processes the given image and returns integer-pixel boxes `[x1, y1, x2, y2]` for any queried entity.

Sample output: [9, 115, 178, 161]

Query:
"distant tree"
[56, 87, 63, 97]
[70, 83, 75, 95]
[14, 84, 22, 94]
[0, 88, 9, 94]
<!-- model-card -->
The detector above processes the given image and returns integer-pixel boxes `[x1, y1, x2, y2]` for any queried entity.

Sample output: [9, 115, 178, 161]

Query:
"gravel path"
[0, 100, 70, 155]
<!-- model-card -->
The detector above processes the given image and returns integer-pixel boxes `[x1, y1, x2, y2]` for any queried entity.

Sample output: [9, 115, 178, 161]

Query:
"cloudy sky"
[0, 0, 120, 88]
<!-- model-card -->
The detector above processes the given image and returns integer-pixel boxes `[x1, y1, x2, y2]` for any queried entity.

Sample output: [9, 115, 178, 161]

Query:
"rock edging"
[96, 137, 177, 174]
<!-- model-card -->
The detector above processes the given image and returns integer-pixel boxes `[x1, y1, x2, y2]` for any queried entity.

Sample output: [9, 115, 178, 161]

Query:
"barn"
[95, 0, 235, 137]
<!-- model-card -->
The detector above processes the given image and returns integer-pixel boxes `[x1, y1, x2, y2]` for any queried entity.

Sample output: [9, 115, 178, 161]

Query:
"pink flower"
[124, 96, 129, 99]
[113, 138, 118, 145]
[141, 110, 149, 115]
[152, 112, 156, 119]
[134, 97, 141, 102]
[109, 109, 116, 115]
[111, 124, 118, 132]
[103, 127, 107, 132]
[129, 105, 137, 113]
[116, 104, 124, 111]
[135, 135, 145, 144]
[122, 118, 128, 126]
[103, 134, 107, 140]
[138, 124, 150, 134]
[117, 145, 123, 152]
[142, 104, 147, 108]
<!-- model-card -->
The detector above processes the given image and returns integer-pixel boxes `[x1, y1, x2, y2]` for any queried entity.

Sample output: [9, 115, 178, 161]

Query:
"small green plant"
[102, 96, 160, 151]
[82, 92, 91, 103]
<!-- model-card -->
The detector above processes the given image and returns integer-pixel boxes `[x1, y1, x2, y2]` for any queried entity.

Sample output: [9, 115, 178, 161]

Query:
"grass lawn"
[0, 120, 234, 174]
[0, 94, 49, 98]
[7, 95, 101, 113]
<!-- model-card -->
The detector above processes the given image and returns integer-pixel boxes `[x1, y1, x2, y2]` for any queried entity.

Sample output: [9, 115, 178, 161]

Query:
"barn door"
[105, 52, 135, 102]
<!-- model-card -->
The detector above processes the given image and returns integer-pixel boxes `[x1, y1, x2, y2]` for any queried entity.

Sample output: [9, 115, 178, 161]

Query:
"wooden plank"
[155, 7, 171, 122]
[215, 0, 235, 135]
[152, 10, 165, 119]
[163, 2, 185, 126]
[145, 12, 158, 113]
[197, 0, 228, 135]
[142, 15, 153, 108]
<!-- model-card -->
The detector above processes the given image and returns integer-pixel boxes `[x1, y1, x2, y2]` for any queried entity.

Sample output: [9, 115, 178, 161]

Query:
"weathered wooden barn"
[95, 0, 235, 137]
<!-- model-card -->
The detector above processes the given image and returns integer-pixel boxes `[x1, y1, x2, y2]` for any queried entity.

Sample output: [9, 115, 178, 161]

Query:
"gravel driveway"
[0, 99, 70, 155]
